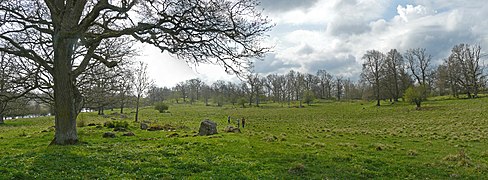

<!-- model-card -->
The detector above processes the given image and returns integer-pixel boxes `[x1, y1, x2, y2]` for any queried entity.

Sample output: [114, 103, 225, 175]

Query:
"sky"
[138, 0, 488, 87]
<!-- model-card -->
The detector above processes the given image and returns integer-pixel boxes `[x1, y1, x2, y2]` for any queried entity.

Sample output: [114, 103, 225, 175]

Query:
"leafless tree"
[335, 76, 343, 101]
[383, 49, 404, 102]
[405, 48, 432, 86]
[446, 44, 485, 98]
[133, 61, 153, 122]
[0, 53, 39, 123]
[361, 50, 385, 106]
[316, 70, 333, 99]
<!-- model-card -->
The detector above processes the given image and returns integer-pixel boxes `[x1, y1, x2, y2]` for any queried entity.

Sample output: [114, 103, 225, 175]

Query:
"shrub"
[404, 85, 427, 109]
[154, 102, 169, 113]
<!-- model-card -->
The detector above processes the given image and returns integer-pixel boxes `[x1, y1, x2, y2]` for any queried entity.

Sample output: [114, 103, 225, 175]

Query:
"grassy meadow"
[1, 96, 488, 179]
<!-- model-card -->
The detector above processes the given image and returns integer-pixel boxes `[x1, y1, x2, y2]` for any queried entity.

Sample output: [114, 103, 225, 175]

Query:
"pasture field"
[1, 97, 488, 179]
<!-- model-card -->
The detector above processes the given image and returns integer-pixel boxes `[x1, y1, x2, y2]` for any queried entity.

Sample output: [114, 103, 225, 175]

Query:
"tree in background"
[361, 50, 385, 106]
[405, 48, 432, 98]
[317, 70, 334, 99]
[0, 53, 39, 123]
[133, 61, 153, 122]
[446, 44, 484, 98]
[383, 49, 404, 102]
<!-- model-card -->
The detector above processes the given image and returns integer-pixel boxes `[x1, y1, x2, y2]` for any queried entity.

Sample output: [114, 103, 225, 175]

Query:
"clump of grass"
[288, 163, 305, 174]
[370, 143, 393, 151]
[263, 135, 278, 142]
[407, 149, 418, 156]
[77, 119, 86, 127]
[313, 142, 325, 148]
[338, 142, 358, 148]
[443, 149, 472, 167]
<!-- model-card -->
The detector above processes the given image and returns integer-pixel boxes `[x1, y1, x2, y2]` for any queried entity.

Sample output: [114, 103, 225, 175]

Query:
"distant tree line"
[147, 43, 486, 107]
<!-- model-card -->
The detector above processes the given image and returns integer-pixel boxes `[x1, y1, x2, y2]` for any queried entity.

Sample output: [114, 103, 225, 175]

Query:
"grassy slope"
[1, 97, 488, 179]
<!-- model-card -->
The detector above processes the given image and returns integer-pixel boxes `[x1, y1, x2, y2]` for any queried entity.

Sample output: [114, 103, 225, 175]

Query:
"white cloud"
[396, 4, 436, 22]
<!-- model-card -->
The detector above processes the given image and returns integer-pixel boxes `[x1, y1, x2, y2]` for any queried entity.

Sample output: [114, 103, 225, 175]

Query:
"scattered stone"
[140, 123, 149, 130]
[103, 132, 116, 138]
[224, 126, 241, 133]
[198, 119, 218, 136]
[113, 127, 127, 132]
[123, 132, 135, 136]
[167, 133, 179, 138]
[148, 125, 163, 131]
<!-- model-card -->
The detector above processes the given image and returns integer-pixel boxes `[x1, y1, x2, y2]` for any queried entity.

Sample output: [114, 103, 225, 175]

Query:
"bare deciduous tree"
[133, 61, 153, 122]
[446, 44, 484, 98]
[405, 48, 432, 86]
[383, 49, 404, 102]
[361, 50, 385, 106]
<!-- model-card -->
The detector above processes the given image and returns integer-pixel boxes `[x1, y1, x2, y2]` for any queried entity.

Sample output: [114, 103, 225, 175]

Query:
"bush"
[154, 102, 169, 113]
[404, 85, 427, 109]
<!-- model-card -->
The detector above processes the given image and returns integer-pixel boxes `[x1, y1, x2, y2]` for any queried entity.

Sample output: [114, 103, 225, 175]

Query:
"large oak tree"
[0, 0, 271, 145]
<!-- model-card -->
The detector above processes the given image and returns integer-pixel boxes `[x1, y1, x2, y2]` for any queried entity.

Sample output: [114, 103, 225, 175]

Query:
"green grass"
[1, 97, 488, 179]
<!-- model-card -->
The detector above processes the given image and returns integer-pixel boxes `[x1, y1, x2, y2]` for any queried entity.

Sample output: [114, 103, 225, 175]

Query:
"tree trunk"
[376, 85, 381, 106]
[52, 38, 80, 145]
[135, 94, 140, 122]
[0, 114, 4, 124]
[98, 107, 104, 115]
[120, 102, 124, 114]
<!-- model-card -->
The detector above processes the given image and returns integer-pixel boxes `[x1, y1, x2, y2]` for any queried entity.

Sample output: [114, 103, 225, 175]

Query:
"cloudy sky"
[140, 0, 488, 87]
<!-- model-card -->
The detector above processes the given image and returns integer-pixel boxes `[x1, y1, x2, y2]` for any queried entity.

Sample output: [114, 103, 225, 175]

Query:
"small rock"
[224, 126, 241, 133]
[103, 132, 116, 138]
[140, 123, 149, 130]
[148, 125, 163, 131]
[123, 132, 135, 136]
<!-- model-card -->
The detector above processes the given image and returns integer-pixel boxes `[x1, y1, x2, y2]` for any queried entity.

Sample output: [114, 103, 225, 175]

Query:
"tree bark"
[135, 94, 140, 122]
[52, 38, 80, 145]
[120, 100, 124, 114]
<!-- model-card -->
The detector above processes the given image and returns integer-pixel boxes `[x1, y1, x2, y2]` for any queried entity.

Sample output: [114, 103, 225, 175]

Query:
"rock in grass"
[123, 132, 135, 136]
[103, 132, 116, 138]
[198, 119, 217, 136]
[140, 123, 149, 130]
[224, 126, 241, 133]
